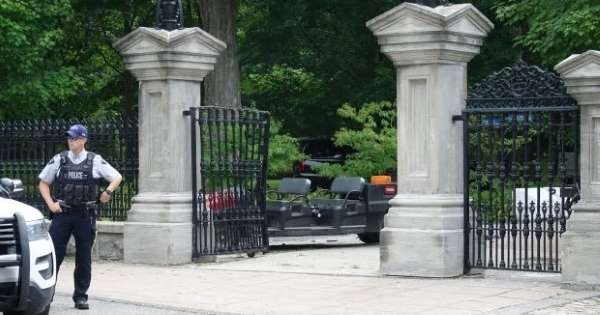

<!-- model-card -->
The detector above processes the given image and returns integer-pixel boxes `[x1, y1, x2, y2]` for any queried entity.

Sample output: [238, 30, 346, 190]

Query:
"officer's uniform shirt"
[38, 149, 121, 184]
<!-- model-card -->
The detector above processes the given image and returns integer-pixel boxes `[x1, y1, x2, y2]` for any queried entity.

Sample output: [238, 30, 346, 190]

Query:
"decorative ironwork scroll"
[468, 61, 570, 99]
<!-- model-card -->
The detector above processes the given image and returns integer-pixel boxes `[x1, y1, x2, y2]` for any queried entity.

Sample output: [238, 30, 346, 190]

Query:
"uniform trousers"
[49, 211, 96, 302]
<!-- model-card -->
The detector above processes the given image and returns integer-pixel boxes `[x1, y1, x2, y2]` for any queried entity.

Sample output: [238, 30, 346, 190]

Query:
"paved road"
[527, 296, 600, 315]
[50, 294, 207, 315]
[51, 235, 600, 315]
[196, 234, 381, 276]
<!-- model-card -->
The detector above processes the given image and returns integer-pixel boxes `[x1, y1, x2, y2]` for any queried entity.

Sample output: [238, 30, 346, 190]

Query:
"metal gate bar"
[463, 105, 579, 273]
[186, 106, 270, 259]
[462, 63, 581, 273]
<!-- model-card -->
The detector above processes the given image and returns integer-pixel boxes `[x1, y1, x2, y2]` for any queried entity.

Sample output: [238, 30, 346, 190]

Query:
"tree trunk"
[199, 0, 241, 108]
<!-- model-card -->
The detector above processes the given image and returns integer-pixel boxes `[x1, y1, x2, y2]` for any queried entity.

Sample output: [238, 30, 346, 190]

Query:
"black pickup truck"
[293, 137, 352, 190]
[266, 177, 396, 243]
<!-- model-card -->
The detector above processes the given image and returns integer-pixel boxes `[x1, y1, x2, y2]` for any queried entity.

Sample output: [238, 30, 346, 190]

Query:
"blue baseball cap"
[65, 124, 88, 139]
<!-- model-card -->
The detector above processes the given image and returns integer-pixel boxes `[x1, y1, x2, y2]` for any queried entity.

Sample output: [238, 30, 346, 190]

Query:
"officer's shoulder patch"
[101, 159, 107, 165]
[47, 159, 55, 165]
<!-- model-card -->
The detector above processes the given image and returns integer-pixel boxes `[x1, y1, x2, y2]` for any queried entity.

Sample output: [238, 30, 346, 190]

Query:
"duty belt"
[57, 200, 98, 215]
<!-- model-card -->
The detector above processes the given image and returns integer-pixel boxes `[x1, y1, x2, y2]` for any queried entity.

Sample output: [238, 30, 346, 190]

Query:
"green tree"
[4, 0, 591, 128]
[238, 0, 398, 137]
[0, 0, 159, 120]
[494, 0, 600, 66]
[242, 64, 325, 136]
[57, 0, 153, 118]
[267, 120, 306, 178]
[237, 0, 530, 136]
[461, 0, 524, 84]
[317, 101, 396, 179]
[0, 0, 78, 119]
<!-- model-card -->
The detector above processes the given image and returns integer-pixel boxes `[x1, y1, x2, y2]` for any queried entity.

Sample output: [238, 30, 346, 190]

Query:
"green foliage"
[238, 0, 397, 136]
[237, 0, 532, 136]
[494, 0, 600, 66]
[242, 65, 325, 136]
[0, 0, 76, 119]
[1, 0, 594, 137]
[460, 0, 524, 84]
[268, 120, 306, 178]
[0, 0, 155, 120]
[318, 101, 396, 179]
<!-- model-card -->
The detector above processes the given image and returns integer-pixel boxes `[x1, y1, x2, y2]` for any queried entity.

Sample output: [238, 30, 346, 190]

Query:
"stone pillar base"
[124, 222, 192, 265]
[124, 193, 193, 265]
[380, 194, 463, 277]
[561, 202, 600, 288]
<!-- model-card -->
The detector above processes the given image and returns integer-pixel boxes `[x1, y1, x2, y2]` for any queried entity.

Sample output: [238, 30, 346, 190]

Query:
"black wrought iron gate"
[185, 106, 270, 259]
[463, 62, 580, 273]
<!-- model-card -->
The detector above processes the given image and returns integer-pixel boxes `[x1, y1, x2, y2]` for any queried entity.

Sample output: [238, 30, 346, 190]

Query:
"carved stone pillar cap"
[555, 50, 600, 79]
[555, 50, 600, 105]
[366, 3, 493, 66]
[114, 27, 227, 81]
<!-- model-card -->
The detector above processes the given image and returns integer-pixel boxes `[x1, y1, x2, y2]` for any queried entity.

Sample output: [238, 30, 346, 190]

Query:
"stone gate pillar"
[367, 2, 493, 277]
[556, 51, 600, 288]
[114, 28, 226, 265]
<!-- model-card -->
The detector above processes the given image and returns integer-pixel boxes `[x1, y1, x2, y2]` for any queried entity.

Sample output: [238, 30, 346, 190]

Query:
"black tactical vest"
[54, 151, 97, 206]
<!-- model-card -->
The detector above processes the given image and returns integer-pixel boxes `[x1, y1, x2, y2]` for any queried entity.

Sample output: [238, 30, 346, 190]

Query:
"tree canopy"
[494, 0, 600, 66]
[0, 0, 75, 119]
[238, 0, 398, 136]
[0, 0, 597, 137]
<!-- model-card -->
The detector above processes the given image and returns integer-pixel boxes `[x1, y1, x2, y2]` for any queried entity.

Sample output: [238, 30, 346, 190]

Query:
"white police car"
[0, 178, 55, 315]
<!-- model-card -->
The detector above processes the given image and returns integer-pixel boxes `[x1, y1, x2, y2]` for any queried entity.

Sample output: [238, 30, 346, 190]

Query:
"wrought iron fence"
[0, 116, 138, 221]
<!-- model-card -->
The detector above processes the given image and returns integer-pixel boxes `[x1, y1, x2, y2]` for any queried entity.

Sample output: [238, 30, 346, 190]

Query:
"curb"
[54, 292, 242, 315]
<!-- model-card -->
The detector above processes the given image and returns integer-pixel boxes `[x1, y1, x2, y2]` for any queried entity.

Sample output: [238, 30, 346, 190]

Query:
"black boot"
[74, 299, 89, 310]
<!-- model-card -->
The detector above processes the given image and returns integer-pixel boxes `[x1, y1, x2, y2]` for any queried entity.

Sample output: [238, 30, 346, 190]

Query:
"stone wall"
[66, 221, 124, 261]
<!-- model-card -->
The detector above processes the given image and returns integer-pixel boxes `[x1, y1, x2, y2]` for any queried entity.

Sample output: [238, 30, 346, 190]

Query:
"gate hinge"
[452, 115, 464, 123]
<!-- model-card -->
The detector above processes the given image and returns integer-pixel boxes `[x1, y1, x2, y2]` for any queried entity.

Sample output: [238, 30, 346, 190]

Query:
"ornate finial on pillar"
[155, 0, 184, 31]
[405, 0, 450, 7]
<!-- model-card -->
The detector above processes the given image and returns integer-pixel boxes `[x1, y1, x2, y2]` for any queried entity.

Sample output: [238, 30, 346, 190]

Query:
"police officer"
[38, 124, 122, 310]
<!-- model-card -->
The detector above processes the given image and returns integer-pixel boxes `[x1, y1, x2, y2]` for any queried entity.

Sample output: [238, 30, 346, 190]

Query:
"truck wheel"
[357, 232, 379, 244]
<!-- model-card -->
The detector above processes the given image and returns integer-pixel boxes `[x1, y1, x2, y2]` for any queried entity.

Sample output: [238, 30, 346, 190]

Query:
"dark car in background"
[293, 137, 352, 190]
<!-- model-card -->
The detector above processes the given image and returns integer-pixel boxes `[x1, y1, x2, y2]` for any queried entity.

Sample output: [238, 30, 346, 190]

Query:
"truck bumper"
[25, 283, 54, 314]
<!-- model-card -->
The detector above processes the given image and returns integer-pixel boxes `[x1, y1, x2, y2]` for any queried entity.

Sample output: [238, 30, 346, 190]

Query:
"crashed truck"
[265, 177, 396, 243]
